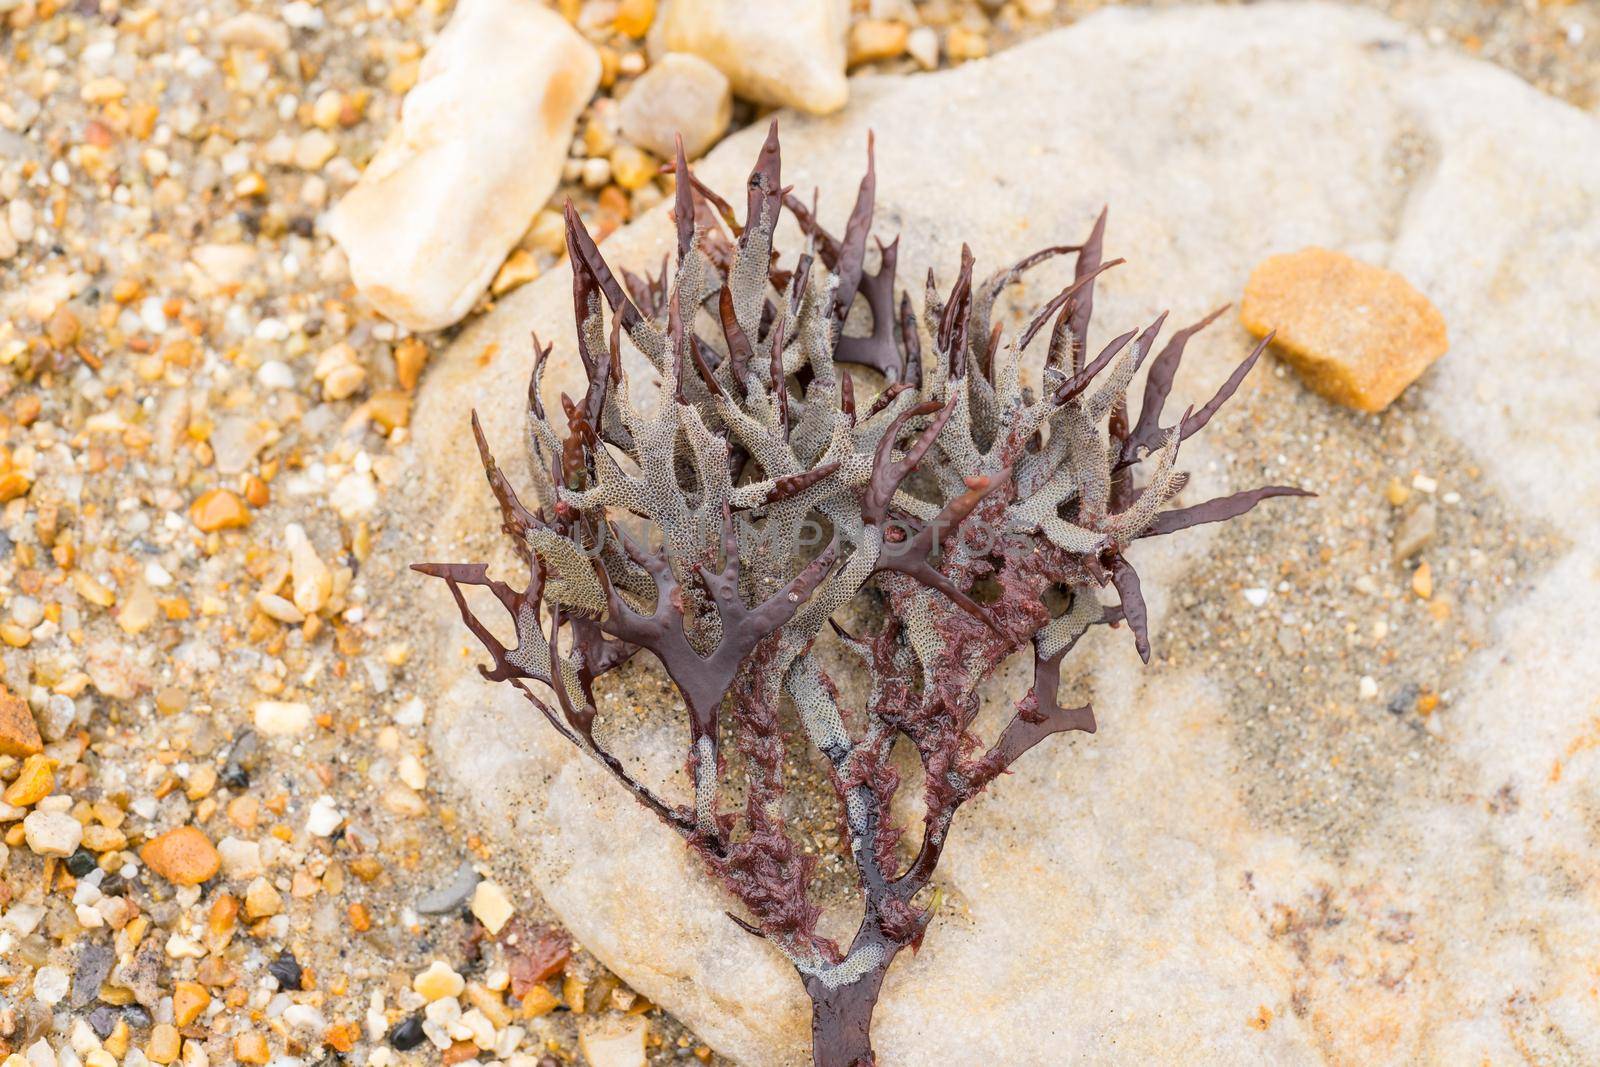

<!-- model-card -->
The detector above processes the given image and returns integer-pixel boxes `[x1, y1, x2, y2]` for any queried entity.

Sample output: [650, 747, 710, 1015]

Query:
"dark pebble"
[221, 729, 260, 788]
[87, 1004, 119, 1039]
[389, 1015, 426, 1051]
[66, 849, 98, 877]
[71, 942, 115, 1009]
[1387, 682, 1420, 716]
[268, 949, 305, 991]
[415, 861, 479, 915]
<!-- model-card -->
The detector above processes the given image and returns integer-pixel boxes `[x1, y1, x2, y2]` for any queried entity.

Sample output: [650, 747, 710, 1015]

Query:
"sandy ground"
[0, 1, 1592, 1064]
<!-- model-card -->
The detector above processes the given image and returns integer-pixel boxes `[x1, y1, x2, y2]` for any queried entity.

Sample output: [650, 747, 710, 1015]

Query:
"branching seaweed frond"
[416, 124, 1307, 1067]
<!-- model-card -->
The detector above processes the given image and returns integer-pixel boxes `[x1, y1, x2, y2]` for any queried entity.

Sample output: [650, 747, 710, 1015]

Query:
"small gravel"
[0, 0, 1589, 1064]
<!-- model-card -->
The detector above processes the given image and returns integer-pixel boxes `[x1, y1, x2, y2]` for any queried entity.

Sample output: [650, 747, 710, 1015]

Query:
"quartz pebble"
[215, 12, 290, 53]
[192, 243, 257, 286]
[34, 965, 71, 1006]
[253, 700, 313, 736]
[654, 0, 848, 114]
[217, 837, 265, 879]
[286, 524, 333, 614]
[328, 0, 600, 330]
[305, 796, 344, 837]
[617, 53, 731, 160]
[24, 809, 84, 857]
[577, 1017, 648, 1067]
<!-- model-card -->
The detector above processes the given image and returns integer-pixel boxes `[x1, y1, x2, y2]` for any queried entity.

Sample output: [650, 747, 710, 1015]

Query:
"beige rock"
[470, 880, 515, 934]
[411, 5, 1600, 1064]
[115, 584, 158, 635]
[905, 27, 938, 70]
[617, 53, 731, 161]
[253, 700, 313, 736]
[192, 243, 257, 287]
[254, 592, 304, 625]
[23, 809, 82, 857]
[1241, 247, 1448, 412]
[848, 19, 909, 67]
[578, 1017, 648, 1067]
[653, 0, 847, 115]
[286, 524, 333, 614]
[215, 12, 289, 53]
[328, 0, 600, 331]
[292, 130, 339, 171]
[243, 877, 283, 919]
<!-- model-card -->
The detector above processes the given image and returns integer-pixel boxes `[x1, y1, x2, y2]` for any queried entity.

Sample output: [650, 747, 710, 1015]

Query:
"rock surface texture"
[1242, 247, 1449, 411]
[327, 0, 598, 331]
[652, 0, 849, 114]
[408, 5, 1600, 1064]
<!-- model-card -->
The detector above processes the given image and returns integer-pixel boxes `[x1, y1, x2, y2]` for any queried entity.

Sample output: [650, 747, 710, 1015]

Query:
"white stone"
[905, 25, 938, 70]
[286, 524, 332, 615]
[257, 360, 295, 389]
[283, 1004, 326, 1034]
[23, 810, 83, 857]
[397, 753, 427, 790]
[252, 700, 312, 736]
[292, 129, 338, 171]
[209, 416, 269, 475]
[577, 1018, 647, 1067]
[618, 53, 732, 160]
[653, 0, 847, 115]
[9, 199, 36, 243]
[217, 836, 264, 879]
[412, 5, 1600, 1064]
[458, 1008, 495, 1049]
[330, 471, 378, 519]
[191, 243, 256, 286]
[4, 902, 46, 935]
[33, 965, 69, 1006]
[327, 0, 599, 331]
[305, 796, 344, 837]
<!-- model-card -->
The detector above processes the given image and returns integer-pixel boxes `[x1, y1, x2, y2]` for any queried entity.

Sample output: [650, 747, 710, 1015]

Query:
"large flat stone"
[404, 4, 1600, 1063]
